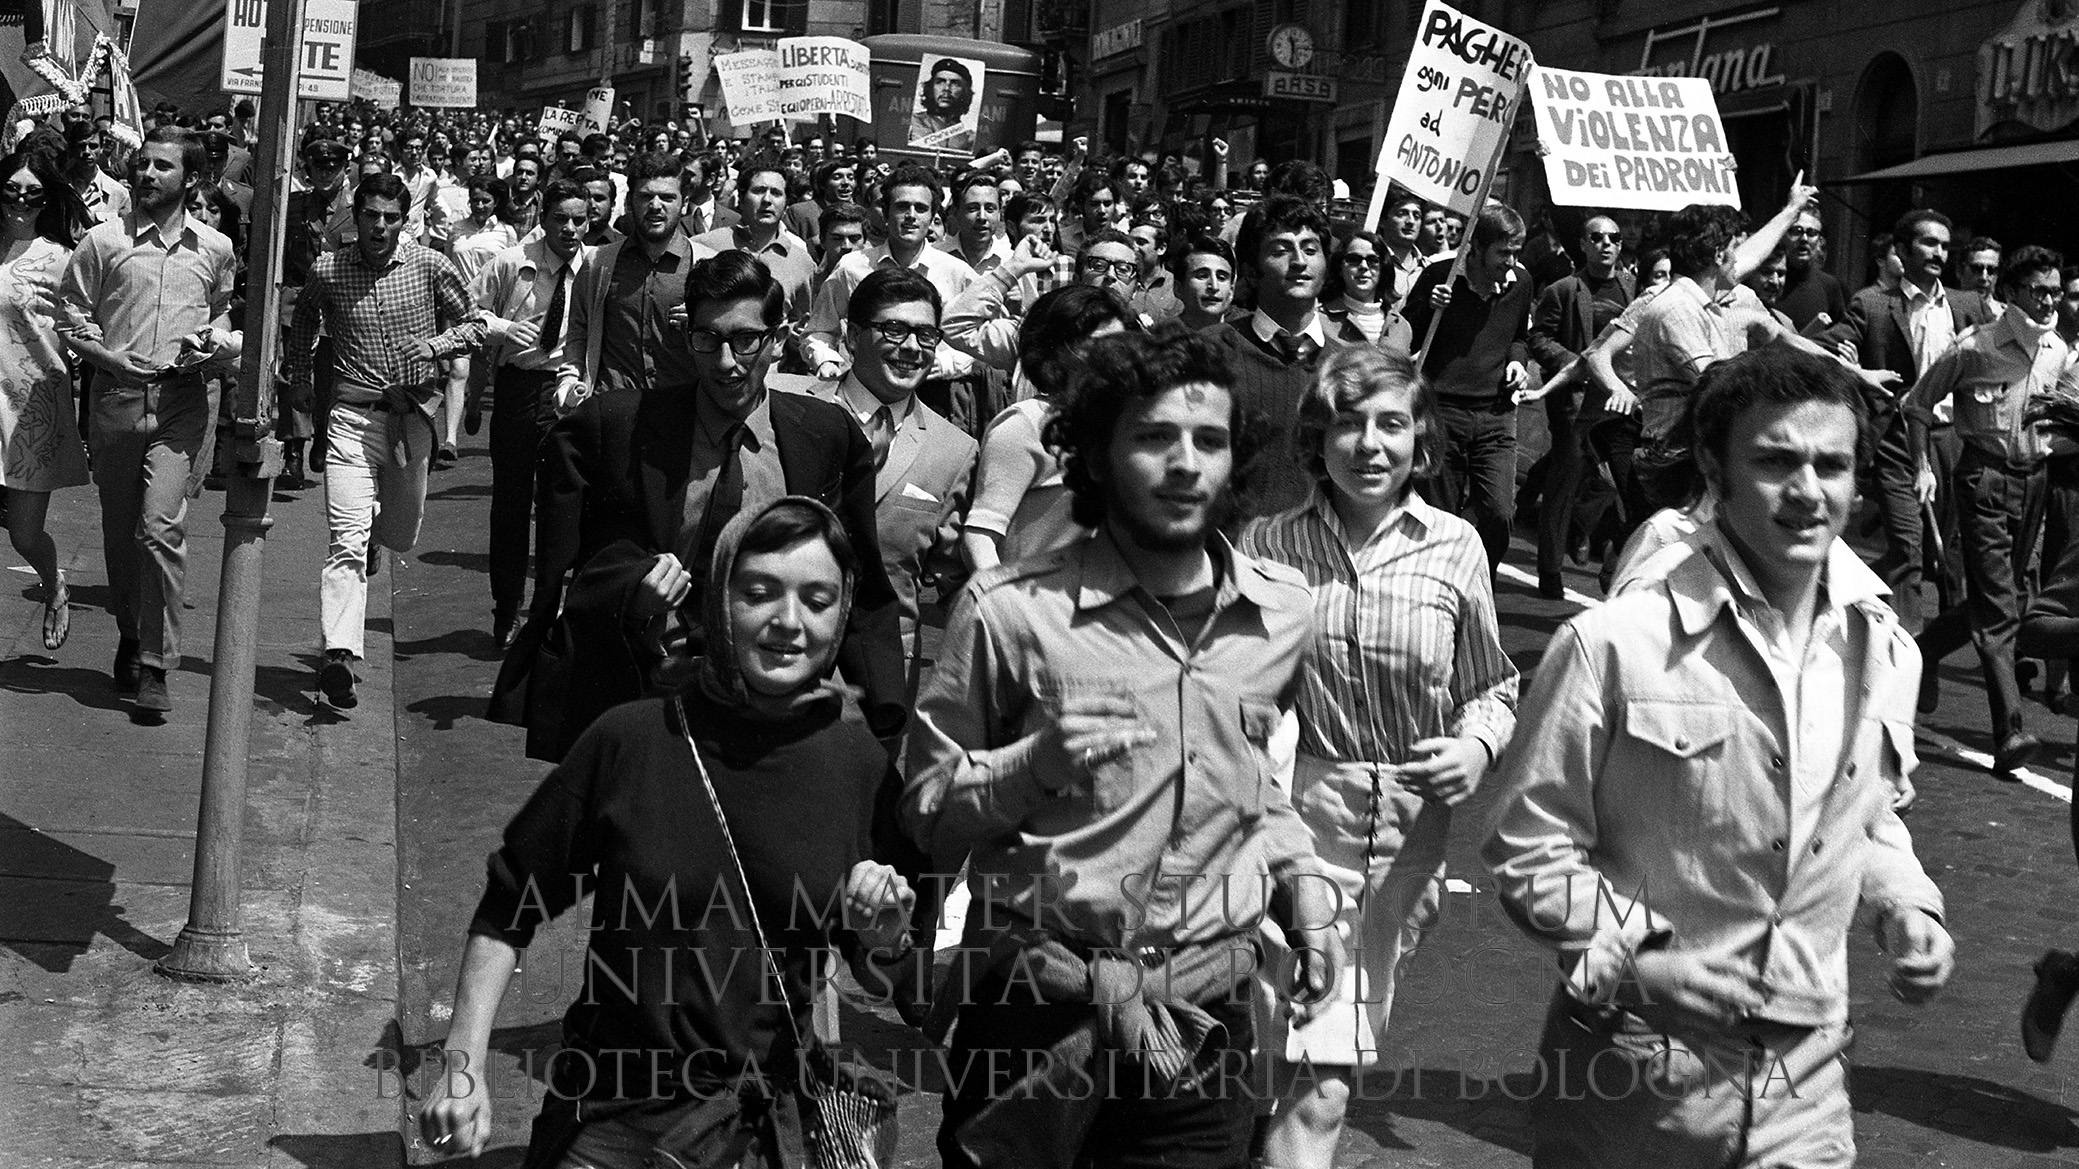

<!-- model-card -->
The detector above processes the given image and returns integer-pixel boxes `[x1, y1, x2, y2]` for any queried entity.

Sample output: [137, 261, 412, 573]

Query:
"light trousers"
[322, 401, 431, 658]
[91, 375, 215, 670]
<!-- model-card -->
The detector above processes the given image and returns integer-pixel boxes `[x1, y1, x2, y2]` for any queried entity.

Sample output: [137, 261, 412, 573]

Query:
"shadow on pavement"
[406, 692, 493, 731]
[419, 549, 492, 574]
[397, 627, 503, 662]
[426, 483, 494, 502]
[0, 654, 130, 712]
[1342, 1067, 1535, 1156]
[1850, 1065, 2079, 1151]
[267, 1132, 408, 1168]
[0, 812, 173, 972]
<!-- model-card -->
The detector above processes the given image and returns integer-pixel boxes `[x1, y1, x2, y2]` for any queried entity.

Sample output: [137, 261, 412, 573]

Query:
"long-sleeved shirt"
[802, 244, 977, 379]
[59, 211, 240, 390]
[1908, 308, 2077, 463]
[1482, 528, 1944, 1027]
[471, 237, 588, 372]
[903, 532, 1321, 949]
[691, 223, 817, 323]
[283, 239, 483, 393]
[1240, 491, 1517, 766]
[942, 265, 1025, 372]
[1402, 258, 1532, 408]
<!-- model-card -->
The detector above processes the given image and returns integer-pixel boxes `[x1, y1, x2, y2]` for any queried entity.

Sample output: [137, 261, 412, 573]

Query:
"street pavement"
[10, 414, 2079, 1166]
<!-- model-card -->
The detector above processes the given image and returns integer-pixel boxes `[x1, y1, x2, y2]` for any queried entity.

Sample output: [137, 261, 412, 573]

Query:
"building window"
[564, 5, 596, 53]
[635, 0, 660, 39]
[489, 18, 536, 61]
[1344, 0, 1378, 49]
[725, 0, 806, 35]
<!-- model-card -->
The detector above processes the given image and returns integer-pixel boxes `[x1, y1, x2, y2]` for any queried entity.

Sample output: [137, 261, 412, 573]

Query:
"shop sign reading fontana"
[1626, 9, 1787, 98]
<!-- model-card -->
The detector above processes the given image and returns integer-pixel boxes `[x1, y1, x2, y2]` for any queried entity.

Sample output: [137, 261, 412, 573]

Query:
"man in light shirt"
[690, 153, 816, 327]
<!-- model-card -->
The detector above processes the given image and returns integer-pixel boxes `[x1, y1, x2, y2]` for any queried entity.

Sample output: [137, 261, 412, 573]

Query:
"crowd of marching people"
[15, 90, 2079, 1168]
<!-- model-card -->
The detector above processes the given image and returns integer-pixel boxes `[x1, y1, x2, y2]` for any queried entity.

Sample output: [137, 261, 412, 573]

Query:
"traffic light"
[677, 53, 694, 101]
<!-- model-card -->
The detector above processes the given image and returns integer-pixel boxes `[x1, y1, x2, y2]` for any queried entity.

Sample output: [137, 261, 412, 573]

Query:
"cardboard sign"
[538, 106, 584, 140]
[581, 86, 615, 134]
[408, 57, 477, 109]
[1375, 0, 1533, 216]
[907, 54, 985, 152]
[775, 36, 872, 122]
[351, 67, 402, 107]
[1531, 66, 1739, 210]
[714, 50, 781, 125]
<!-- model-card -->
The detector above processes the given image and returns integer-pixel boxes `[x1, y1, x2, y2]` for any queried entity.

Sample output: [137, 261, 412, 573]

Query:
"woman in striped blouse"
[1240, 344, 1519, 1169]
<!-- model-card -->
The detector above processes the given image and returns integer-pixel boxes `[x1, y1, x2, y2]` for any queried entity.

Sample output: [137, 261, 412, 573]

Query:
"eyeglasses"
[1785, 227, 1823, 239]
[863, 320, 944, 348]
[1585, 232, 1622, 243]
[1081, 256, 1139, 280]
[684, 327, 774, 355]
[1968, 263, 2002, 274]
[2015, 283, 2062, 300]
[1341, 253, 1382, 267]
[1, 185, 46, 207]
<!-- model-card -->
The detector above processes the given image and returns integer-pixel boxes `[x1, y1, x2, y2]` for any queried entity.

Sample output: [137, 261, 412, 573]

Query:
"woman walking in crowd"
[1241, 345, 1518, 1169]
[1320, 229, 1413, 354]
[420, 497, 918, 1166]
[0, 149, 88, 650]
[441, 175, 518, 463]
[958, 284, 1136, 572]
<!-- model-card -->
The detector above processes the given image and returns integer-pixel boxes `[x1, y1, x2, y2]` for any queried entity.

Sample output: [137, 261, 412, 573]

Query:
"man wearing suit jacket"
[552, 152, 716, 411]
[1837, 208, 1995, 631]
[503, 251, 906, 762]
[795, 269, 978, 689]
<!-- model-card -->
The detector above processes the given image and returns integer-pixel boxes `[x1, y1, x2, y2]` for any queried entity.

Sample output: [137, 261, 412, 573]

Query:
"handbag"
[671, 696, 901, 1169]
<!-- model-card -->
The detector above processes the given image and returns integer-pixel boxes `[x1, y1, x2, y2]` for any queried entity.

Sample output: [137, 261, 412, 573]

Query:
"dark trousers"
[937, 981, 1257, 1169]
[1921, 447, 2047, 743]
[1927, 424, 1967, 612]
[1867, 402, 1928, 631]
[1535, 390, 1585, 578]
[489, 365, 557, 620]
[1424, 400, 1518, 573]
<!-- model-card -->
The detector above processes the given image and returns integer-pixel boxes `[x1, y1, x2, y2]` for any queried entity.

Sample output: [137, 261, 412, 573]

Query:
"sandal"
[42, 571, 68, 651]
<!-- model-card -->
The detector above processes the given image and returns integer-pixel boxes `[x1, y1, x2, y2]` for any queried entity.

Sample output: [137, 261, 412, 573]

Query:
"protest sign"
[715, 49, 781, 125]
[907, 54, 985, 152]
[351, 68, 401, 107]
[408, 57, 476, 108]
[1530, 66, 1739, 210]
[775, 36, 872, 122]
[1373, 0, 1532, 221]
[538, 106, 583, 140]
[581, 86, 614, 134]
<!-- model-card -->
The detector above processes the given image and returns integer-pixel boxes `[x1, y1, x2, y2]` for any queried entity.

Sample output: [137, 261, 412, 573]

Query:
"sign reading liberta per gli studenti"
[774, 37, 872, 122]
[1531, 66, 1739, 210]
[1376, 0, 1533, 216]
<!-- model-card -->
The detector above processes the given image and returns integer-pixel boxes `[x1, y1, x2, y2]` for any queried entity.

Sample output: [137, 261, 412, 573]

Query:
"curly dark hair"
[1665, 203, 1749, 279]
[1042, 322, 1258, 530]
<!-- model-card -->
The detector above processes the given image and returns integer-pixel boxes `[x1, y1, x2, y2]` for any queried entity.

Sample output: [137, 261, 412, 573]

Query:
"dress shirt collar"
[695, 381, 776, 449]
[871, 242, 938, 274]
[730, 223, 796, 255]
[521, 236, 582, 278]
[1902, 276, 1946, 308]
[1668, 523, 1887, 639]
[1249, 306, 1326, 349]
[1076, 529, 1284, 614]
[837, 371, 913, 428]
[347, 238, 415, 272]
[126, 209, 198, 250]
[1307, 485, 1438, 549]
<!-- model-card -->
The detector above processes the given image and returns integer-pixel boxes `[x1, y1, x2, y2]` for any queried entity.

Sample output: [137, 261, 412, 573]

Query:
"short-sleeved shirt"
[1633, 277, 1743, 447]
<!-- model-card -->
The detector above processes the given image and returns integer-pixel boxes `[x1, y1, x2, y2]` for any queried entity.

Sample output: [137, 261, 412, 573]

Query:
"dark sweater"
[1199, 321, 1347, 517]
[470, 685, 905, 1099]
[1777, 265, 1848, 333]
[1403, 259, 1533, 409]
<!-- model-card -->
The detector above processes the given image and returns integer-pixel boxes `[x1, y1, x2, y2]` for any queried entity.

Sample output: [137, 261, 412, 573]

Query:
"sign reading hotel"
[1531, 66, 1738, 210]
[1376, 0, 1533, 215]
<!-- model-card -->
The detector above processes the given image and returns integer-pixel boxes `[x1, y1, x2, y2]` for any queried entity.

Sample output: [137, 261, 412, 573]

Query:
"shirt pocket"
[1616, 700, 1737, 826]
[1957, 379, 2014, 435]
[1238, 699, 1282, 820]
[1039, 673, 1147, 815]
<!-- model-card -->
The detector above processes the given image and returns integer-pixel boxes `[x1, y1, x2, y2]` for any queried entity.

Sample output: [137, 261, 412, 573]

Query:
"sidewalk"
[0, 468, 407, 1167]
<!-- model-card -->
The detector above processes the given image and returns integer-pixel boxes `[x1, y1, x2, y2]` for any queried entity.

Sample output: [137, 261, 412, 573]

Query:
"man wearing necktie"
[516, 252, 907, 761]
[794, 268, 977, 689]
[471, 180, 592, 649]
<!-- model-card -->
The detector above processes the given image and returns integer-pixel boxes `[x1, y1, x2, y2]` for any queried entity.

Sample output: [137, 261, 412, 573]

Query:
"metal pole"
[158, 0, 300, 983]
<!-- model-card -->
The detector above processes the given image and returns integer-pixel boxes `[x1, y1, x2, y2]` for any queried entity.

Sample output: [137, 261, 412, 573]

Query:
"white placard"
[580, 86, 615, 134]
[537, 106, 584, 140]
[1375, 0, 1533, 216]
[352, 67, 402, 108]
[221, 0, 356, 100]
[775, 36, 872, 122]
[408, 57, 478, 109]
[907, 54, 984, 152]
[1530, 66, 1739, 210]
[714, 50, 781, 126]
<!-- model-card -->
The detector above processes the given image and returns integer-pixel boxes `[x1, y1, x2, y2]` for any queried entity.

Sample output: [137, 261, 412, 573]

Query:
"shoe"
[2018, 659, 2040, 695]
[434, 445, 459, 469]
[1917, 660, 1940, 715]
[277, 442, 306, 488]
[134, 666, 171, 713]
[2024, 950, 2079, 1062]
[1538, 572, 1566, 601]
[1993, 731, 2044, 779]
[464, 402, 482, 436]
[113, 637, 141, 694]
[493, 610, 520, 651]
[319, 650, 358, 709]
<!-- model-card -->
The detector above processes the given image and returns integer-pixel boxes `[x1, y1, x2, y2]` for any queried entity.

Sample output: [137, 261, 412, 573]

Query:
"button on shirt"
[59, 211, 239, 390]
[1902, 278, 1956, 377]
[598, 233, 701, 396]
[1483, 528, 1944, 1027]
[903, 533, 1322, 950]
[1909, 309, 2077, 464]
[472, 238, 587, 372]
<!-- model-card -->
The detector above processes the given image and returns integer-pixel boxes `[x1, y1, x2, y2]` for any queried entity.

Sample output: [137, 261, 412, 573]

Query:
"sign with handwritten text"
[1531, 66, 1739, 210]
[1376, 0, 1533, 215]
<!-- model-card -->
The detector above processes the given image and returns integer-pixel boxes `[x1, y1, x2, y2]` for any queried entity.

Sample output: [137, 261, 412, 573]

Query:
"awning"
[1833, 138, 2079, 183]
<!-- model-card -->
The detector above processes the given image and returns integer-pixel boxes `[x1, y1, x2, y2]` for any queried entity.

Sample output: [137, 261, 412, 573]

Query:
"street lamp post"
[157, 0, 301, 983]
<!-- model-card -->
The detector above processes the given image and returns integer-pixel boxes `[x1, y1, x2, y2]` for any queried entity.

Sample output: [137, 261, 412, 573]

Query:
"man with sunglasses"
[1527, 214, 1636, 597]
[1961, 236, 2007, 319]
[1777, 207, 1848, 333]
[797, 268, 976, 685]
[283, 173, 487, 710]
[527, 251, 906, 759]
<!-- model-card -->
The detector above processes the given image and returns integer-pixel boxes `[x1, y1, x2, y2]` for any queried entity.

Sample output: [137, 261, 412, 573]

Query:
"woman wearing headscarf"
[421, 496, 920, 1169]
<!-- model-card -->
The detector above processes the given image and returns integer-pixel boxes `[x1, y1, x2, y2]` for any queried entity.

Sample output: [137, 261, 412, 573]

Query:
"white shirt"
[1249, 306, 1327, 350]
[804, 244, 979, 378]
[1903, 277, 1955, 376]
[837, 371, 915, 432]
[471, 237, 588, 371]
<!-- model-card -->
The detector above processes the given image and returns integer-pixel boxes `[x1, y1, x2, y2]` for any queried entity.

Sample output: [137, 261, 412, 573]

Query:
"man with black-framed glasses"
[1778, 207, 1848, 333]
[520, 251, 906, 760]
